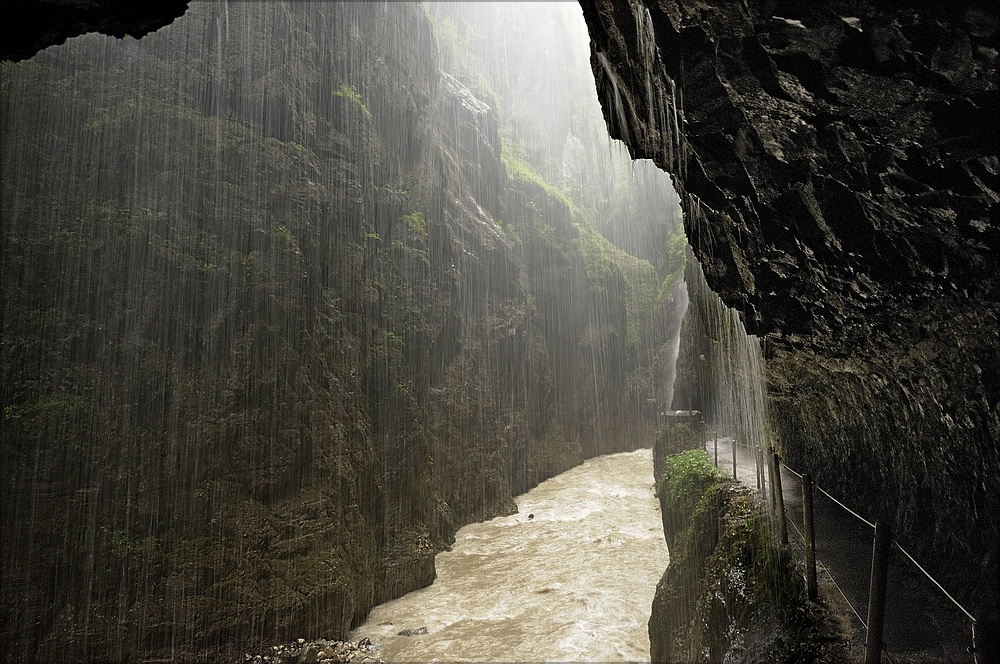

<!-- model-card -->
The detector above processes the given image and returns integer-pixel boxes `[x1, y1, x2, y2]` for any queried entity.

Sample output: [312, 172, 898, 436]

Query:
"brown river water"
[350, 448, 668, 662]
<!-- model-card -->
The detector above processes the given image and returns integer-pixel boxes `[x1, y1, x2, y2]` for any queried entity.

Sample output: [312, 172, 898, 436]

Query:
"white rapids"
[350, 448, 669, 662]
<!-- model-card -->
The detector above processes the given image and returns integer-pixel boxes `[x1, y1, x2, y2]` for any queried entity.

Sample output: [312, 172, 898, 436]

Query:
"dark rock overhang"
[1, 0, 190, 61]
[578, 0, 998, 352]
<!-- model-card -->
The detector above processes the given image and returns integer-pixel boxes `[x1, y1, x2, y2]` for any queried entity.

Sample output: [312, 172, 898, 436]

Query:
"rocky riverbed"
[242, 639, 383, 664]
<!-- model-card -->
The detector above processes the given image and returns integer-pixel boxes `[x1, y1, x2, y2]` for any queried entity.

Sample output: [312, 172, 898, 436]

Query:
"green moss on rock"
[650, 450, 832, 663]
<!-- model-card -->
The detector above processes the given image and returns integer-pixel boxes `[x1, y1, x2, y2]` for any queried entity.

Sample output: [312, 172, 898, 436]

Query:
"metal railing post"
[766, 448, 777, 512]
[802, 473, 817, 600]
[865, 521, 892, 664]
[770, 449, 788, 545]
[732, 437, 737, 479]
[757, 446, 764, 495]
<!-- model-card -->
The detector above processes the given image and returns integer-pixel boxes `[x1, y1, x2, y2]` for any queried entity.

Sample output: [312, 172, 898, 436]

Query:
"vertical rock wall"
[0, 4, 678, 659]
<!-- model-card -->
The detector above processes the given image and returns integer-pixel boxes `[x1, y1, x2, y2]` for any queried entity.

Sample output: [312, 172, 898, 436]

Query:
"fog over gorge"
[2, 1, 996, 662]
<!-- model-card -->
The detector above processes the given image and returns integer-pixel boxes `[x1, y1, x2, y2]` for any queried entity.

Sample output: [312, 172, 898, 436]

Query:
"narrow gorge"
[2, 3, 686, 659]
[1, 0, 996, 662]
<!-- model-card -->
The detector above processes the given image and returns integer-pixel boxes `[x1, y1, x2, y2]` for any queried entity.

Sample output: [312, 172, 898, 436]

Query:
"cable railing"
[702, 433, 984, 664]
[783, 497, 872, 632]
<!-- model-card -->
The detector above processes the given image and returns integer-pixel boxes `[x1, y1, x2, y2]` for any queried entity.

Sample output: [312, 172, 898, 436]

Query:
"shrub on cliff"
[657, 449, 723, 546]
[650, 450, 731, 662]
[650, 449, 831, 662]
[691, 490, 805, 662]
[656, 420, 703, 457]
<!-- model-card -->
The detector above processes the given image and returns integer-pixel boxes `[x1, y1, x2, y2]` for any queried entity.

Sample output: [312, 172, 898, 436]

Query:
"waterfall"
[675, 248, 771, 452]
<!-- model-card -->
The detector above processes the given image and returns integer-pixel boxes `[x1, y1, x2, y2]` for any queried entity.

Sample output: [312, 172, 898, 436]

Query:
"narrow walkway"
[705, 436, 975, 663]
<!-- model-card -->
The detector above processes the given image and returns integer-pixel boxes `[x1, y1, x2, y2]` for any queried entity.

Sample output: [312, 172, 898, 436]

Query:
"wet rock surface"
[579, 0, 999, 626]
[394, 627, 427, 637]
[1, 3, 681, 660]
[1, 0, 191, 61]
[650, 463, 844, 663]
[579, 0, 997, 340]
[243, 639, 383, 664]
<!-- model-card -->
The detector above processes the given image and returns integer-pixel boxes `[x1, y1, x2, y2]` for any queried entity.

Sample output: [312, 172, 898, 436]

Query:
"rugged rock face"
[1, 0, 191, 61]
[0, 3, 680, 660]
[580, 0, 997, 334]
[4, 0, 997, 649]
[650, 451, 840, 662]
[579, 0, 998, 624]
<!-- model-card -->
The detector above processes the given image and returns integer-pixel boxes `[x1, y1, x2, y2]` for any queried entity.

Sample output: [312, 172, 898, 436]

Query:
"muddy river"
[350, 448, 668, 662]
